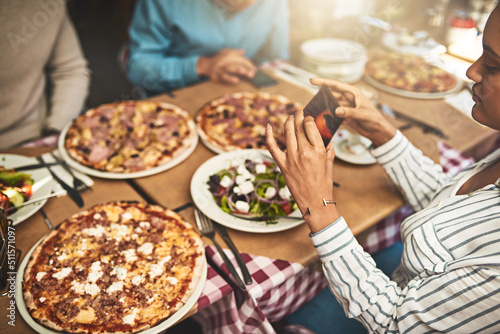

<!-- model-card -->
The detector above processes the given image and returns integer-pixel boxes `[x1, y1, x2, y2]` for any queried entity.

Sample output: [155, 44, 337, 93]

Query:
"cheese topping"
[149, 264, 163, 279]
[84, 283, 100, 296]
[82, 225, 107, 238]
[87, 261, 103, 283]
[123, 308, 139, 325]
[138, 242, 153, 255]
[132, 275, 144, 286]
[108, 281, 123, 294]
[53, 268, 72, 280]
[36, 272, 46, 281]
[71, 280, 85, 294]
[111, 266, 127, 280]
[122, 249, 137, 262]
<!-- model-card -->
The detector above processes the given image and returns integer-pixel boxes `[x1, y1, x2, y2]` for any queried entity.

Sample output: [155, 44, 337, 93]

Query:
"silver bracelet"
[302, 199, 336, 218]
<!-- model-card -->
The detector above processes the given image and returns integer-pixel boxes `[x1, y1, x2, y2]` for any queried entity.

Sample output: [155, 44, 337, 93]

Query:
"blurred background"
[67, 0, 496, 109]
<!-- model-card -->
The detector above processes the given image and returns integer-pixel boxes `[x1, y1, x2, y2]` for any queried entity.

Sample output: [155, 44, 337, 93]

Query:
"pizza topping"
[138, 242, 153, 255]
[123, 308, 139, 325]
[110, 266, 127, 280]
[36, 272, 46, 281]
[107, 281, 123, 294]
[53, 268, 72, 280]
[132, 275, 145, 286]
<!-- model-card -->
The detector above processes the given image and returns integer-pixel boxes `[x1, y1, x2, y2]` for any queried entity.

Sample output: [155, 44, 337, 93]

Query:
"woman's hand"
[310, 78, 397, 147]
[266, 110, 340, 233]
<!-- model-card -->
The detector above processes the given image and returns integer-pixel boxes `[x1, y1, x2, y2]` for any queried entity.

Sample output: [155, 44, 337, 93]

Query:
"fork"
[50, 153, 92, 193]
[195, 209, 246, 291]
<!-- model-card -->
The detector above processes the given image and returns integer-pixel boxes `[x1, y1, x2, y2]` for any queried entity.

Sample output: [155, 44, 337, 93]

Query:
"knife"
[6, 191, 67, 212]
[213, 223, 253, 285]
[9, 162, 64, 171]
[36, 157, 84, 208]
[378, 103, 449, 140]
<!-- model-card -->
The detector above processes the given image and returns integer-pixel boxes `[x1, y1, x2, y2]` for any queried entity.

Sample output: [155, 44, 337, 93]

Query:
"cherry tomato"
[281, 202, 292, 215]
[21, 184, 33, 199]
[0, 193, 10, 211]
[314, 110, 333, 140]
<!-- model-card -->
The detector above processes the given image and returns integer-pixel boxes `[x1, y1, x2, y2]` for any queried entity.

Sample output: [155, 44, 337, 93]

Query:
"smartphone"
[249, 70, 278, 88]
[303, 85, 343, 146]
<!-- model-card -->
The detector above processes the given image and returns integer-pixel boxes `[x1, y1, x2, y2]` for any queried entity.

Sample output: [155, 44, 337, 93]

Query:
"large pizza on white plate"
[195, 92, 302, 153]
[22, 201, 205, 333]
[63, 100, 197, 173]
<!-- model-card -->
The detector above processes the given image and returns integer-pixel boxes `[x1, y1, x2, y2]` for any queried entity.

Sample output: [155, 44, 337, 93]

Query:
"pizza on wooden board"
[63, 101, 196, 173]
[22, 201, 205, 333]
[365, 51, 458, 93]
[195, 92, 303, 152]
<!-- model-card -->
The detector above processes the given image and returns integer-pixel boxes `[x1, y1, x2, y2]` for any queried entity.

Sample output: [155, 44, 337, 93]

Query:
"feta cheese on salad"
[265, 186, 276, 198]
[238, 180, 254, 194]
[279, 186, 292, 200]
[220, 175, 233, 188]
[255, 163, 267, 174]
[235, 175, 246, 185]
[233, 186, 241, 194]
[235, 201, 250, 213]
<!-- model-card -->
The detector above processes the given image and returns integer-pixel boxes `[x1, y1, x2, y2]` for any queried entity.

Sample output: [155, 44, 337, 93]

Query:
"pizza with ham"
[22, 201, 205, 333]
[63, 101, 197, 173]
[195, 92, 302, 153]
[364, 51, 458, 93]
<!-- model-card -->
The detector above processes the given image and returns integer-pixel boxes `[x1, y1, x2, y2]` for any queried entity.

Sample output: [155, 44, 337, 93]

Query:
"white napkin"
[40, 152, 94, 194]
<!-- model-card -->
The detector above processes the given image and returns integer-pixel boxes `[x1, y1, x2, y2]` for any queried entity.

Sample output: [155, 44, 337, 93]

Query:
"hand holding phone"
[303, 85, 343, 146]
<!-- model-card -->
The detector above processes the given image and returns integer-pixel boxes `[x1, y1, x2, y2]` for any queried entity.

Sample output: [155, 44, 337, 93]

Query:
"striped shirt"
[311, 131, 500, 333]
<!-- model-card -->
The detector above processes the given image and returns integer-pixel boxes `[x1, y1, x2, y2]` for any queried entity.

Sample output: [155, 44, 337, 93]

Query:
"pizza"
[365, 51, 458, 93]
[195, 92, 302, 153]
[64, 100, 197, 173]
[22, 201, 205, 333]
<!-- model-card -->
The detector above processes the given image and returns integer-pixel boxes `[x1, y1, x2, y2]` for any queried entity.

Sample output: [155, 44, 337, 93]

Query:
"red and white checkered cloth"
[362, 141, 475, 254]
[194, 246, 326, 334]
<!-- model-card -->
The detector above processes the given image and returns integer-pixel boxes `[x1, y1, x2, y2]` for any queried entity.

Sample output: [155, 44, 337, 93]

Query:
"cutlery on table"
[378, 103, 449, 140]
[10, 162, 64, 171]
[50, 153, 92, 193]
[195, 209, 246, 291]
[5, 191, 66, 212]
[212, 222, 252, 285]
[40, 208, 54, 230]
[36, 156, 84, 208]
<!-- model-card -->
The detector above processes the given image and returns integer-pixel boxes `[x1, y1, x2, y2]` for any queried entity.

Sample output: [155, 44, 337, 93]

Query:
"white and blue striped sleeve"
[310, 217, 500, 333]
[370, 131, 450, 211]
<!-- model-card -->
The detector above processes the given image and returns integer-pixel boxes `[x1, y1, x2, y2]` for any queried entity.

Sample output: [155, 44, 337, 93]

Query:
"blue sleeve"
[126, 0, 201, 94]
[254, 0, 289, 63]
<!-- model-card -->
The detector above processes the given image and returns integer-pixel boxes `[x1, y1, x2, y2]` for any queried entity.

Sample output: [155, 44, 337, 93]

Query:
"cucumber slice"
[3, 188, 24, 207]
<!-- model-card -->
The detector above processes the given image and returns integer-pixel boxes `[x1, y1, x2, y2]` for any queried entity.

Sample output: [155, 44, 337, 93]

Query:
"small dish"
[332, 129, 376, 165]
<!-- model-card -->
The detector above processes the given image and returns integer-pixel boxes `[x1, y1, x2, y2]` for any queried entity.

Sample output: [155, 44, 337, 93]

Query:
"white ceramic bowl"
[300, 38, 367, 83]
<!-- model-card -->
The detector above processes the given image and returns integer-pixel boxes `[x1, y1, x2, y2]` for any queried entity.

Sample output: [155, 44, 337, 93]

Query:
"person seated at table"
[266, 5, 500, 333]
[0, 0, 90, 149]
[126, 0, 289, 95]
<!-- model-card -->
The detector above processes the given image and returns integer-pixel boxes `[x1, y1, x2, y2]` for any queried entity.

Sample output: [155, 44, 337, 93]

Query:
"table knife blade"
[37, 157, 84, 208]
[10, 162, 63, 171]
[213, 223, 253, 285]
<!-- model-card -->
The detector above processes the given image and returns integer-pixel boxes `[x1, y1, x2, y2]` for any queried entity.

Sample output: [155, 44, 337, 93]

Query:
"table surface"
[1, 72, 497, 334]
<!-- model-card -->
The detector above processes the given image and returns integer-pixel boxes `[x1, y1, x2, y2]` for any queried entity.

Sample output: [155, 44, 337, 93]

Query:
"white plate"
[1, 154, 54, 225]
[332, 130, 376, 165]
[57, 119, 198, 179]
[363, 73, 463, 100]
[15, 236, 207, 334]
[190, 150, 304, 233]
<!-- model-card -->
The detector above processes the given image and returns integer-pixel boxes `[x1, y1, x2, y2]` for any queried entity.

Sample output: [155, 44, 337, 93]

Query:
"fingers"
[284, 114, 298, 153]
[310, 77, 360, 99]
[303, 116, 323, 148]
[265, 123, 285, 164]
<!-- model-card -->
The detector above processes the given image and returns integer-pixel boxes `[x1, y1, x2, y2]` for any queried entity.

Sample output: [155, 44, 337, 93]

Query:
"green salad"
[207, 158, 297, 223]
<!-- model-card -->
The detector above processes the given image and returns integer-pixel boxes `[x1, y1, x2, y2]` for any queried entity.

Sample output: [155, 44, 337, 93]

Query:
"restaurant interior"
[2, 0, 500, 333]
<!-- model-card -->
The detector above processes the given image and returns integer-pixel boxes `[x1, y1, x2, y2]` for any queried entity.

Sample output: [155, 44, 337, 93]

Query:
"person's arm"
[312, 216, 500, 333]
[44, 9, 90, 133]
[126, 0, 202, 94]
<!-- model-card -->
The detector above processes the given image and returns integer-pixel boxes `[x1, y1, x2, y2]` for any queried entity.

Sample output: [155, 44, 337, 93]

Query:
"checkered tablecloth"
[194, 246, 326, 334]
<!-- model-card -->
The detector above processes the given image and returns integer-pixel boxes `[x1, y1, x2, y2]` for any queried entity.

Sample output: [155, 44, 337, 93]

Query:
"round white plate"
[1, 154, 54, 225]
[15, 235, 207, 334]
[363, 73, 463, 100]
[57, 119, 198, 179]
[190, 150, 304, 233]
[332, 130, 376, 165]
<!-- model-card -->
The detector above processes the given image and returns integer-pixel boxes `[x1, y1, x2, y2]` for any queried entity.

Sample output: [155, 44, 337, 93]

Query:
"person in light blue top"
[127, 0, 289, 95]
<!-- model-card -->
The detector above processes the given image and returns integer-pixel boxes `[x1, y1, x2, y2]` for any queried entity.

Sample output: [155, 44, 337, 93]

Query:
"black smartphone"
[303, 85, 343, 146]
[249, 70, 278, 88]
